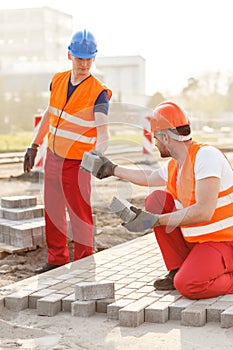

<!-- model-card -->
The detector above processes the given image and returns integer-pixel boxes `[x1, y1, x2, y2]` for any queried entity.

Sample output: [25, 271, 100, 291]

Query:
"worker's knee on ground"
[174, 274, 199, 300]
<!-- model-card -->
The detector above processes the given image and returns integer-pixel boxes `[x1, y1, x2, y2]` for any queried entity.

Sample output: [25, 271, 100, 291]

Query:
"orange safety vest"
[47, 71, 112, 160]
[166, 141, 233, 243]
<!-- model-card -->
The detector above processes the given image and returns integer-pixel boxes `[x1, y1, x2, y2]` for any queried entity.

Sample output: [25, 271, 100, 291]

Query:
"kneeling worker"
[90, 101, 233, 300]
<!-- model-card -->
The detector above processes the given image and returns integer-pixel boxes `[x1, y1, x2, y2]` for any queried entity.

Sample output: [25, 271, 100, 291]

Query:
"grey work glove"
[23, 144, 39, 173]
[95, 155, 117, 179]
[122, 206, 160, 232]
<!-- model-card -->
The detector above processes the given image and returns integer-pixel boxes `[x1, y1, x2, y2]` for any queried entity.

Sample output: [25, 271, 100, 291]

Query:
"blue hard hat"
[68, 29, 97, 58]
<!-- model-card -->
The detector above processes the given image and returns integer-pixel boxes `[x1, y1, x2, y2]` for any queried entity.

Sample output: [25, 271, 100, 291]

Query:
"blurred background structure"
[0, 5, 232, 149]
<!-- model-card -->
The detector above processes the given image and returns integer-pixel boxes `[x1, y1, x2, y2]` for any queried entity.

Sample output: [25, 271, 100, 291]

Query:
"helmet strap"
[164, 129, 191, 142]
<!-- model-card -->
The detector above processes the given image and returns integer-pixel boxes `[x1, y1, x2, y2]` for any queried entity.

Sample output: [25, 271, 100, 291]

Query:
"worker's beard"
[158, 146, 171, 158]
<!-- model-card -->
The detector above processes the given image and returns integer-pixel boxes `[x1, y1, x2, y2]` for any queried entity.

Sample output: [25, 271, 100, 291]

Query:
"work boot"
[153, 269, 179, 290]
[34, 263, 60, 274]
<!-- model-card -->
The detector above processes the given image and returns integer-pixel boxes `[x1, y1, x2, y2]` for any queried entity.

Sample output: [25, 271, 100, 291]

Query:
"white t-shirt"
[158, 146, 233, 207]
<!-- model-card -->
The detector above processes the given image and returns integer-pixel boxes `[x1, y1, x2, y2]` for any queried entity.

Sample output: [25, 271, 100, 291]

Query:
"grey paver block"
[2, 206, 43, 221]
[28, 288, 57, 309]
[169, 297, 196, 320]
[75, 282, 114, 301]
[181, 303, 208, 327]
[5, 291, 29, 311]
[9, 226, 33, 248]
[71, 300, 96, 317]
[62, 293, 76, 312]
[80, 152, 103, 176]
[145, 301, 170, 323]
[218, 294, 233, 302]
[107, 299, 134, 320]
[1, 196, 37, 208]
[37, 293, 65, 316]
[109, 197, 136, 223]
[96, 298, 115, 313]
[221, 305, 233, 328]
[119, 297, 155, 327]
[207, 301, 233, 322]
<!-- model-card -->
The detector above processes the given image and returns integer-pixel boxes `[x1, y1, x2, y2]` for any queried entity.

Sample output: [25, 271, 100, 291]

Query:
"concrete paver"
[0, 232, 233, 331]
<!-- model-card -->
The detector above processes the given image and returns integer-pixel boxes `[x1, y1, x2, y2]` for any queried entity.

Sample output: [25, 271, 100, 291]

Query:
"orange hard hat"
[150, 101, 190, 132]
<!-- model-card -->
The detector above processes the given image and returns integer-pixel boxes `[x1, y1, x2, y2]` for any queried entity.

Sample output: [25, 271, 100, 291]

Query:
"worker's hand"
[122, 206, 160, 232]
[95, 155, 117, 179]
[23, 144, 39, 173]
[90, 150, 103, 157]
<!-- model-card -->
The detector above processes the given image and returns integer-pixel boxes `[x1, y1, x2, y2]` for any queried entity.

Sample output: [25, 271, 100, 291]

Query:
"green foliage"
[0, 132, 33, 152]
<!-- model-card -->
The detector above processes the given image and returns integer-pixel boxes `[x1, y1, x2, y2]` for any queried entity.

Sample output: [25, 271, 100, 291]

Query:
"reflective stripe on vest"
[47, 71, 112, 159]
[182, 216, 233, 238]
[49, 106, 96, 128]
[181, 187, 233, 240]
[49, 125, 96, 144]
[166, 142, 233, 243]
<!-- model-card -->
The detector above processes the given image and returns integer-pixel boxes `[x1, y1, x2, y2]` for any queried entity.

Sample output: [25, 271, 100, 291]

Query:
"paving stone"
[221, 305, 233, 328]
[145, 301, 171, 323]
[169, 297, 196, 320]
[119, 297, 155, 327]
[50, 282, 72, 291]
[62, 293, 76, 312]
[2, 230, 233, 329]
[107, 299, 134, 320]
[2, 206, 44, 221]
[218, 294, 233, 302]
[9, 226, 33, 247]
[5, 291, 30, 311]
[75, 282, 114, 301]
[109, 197, 136, 223]
[71, 300, 96, 317]
[96, 298, 115, 313]
[37, 293, 66, 316]
[181, 303, 208, 327]
[80, 152, 103, 176]
[207, 301, 233, 322]
[1, 196, 37, 209]
[28, 288, 57, 309]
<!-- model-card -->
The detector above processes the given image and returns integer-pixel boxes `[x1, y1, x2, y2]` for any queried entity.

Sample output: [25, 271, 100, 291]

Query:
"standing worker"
[24, 29, 112, 273]
[92, 101, 233, 300]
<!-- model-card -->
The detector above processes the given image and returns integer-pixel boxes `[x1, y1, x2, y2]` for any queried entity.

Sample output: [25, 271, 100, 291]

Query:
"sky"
[1, 0, 233, 95]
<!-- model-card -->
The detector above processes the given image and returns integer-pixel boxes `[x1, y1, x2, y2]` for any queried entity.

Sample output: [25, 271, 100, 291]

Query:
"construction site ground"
[0, 151, 232, 349]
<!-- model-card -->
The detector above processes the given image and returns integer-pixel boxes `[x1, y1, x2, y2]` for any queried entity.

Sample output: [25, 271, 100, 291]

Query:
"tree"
[147, 92, 165, 109]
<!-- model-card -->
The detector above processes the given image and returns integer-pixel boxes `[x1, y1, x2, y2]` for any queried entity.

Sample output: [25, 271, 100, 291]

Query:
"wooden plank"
[0, 250, 9, 259]
[0, 242, 37, 254]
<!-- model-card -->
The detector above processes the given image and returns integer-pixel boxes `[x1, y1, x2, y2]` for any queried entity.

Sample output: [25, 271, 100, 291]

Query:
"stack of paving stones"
[0, 196, 45, 250]
[1, 233, 233, 328]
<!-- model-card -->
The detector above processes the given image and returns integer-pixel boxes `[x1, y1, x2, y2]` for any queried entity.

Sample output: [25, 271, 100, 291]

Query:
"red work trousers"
[44, 148, 93, 266]
[145, 190, 233, 299]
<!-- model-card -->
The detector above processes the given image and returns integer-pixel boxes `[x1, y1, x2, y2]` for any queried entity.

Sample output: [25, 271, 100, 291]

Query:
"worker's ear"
[68, 51, 72, 60]
[161, 133, 169, 143]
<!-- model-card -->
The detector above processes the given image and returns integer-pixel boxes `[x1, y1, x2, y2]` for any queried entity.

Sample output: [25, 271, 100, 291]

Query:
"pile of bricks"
[0, 195, 45, 251]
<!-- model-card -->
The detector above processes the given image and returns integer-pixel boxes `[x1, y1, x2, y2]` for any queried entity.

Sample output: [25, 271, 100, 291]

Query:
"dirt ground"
[0, 160, 155, 288]
[0, 149, 232, 289]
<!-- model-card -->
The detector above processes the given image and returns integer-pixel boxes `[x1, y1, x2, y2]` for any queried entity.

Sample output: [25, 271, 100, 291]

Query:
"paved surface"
[1, 233, 233, 349]
[1, 233, 233, 327]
